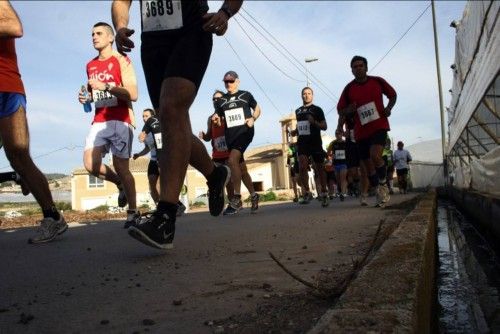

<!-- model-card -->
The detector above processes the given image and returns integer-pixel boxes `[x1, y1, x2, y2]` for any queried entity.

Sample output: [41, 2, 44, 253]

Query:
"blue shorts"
[335, 164, 347, 173]
[0, 92, 26, 118]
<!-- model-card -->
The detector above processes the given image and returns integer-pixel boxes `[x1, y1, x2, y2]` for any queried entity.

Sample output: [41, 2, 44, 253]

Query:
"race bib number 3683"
[142, 0, 183, 32]
[357, 101, 380, 126]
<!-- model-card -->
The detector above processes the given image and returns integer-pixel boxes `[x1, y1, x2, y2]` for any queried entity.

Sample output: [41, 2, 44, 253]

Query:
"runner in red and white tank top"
[86, 50, 136, 125]
[77, 22, 140, 228]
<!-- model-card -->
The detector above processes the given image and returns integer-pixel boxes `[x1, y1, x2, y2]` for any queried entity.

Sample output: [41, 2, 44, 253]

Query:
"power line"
[0, 145, 82, 170]
[240, 8, 339, 102]
[223, 36, 283, 117]
[233, 17, 303, 83]
[369, 4, 431, 73]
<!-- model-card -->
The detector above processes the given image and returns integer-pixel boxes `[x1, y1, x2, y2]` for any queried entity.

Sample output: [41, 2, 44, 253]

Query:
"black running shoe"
[128, 211, 175, 249]
[123, 210, 141, 229]
[117, 187, 128, 207]
[207, 165, 230, 216]
[250, 193, 260, 213]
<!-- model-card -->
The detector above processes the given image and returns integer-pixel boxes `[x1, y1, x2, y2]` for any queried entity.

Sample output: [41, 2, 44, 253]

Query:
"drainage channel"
[437, 199, 500, 333]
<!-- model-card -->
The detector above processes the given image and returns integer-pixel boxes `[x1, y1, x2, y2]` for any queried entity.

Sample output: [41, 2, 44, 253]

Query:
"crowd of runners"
[0, 0, 414, 250]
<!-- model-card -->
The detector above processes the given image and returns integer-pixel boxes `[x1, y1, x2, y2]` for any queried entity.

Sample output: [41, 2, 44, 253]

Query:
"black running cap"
[223, 71, 238, 81]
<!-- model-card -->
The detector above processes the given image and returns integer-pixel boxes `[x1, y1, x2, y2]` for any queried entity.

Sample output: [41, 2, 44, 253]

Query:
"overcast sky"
[0, 1, 466, 174]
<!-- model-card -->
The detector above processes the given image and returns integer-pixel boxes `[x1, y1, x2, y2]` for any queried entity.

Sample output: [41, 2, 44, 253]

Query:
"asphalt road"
[0, 193, 417, 333]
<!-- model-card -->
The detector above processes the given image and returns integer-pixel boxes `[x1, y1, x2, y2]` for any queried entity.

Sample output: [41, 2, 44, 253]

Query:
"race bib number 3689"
[224, 108, 245, 128]
[142, 0, 183, 32]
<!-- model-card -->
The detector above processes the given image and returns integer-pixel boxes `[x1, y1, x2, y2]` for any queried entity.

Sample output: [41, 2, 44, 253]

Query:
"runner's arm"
[133, 145, 151, 160]
[200, 117, 212, 142]
[111, 0, 134, 54]
[0, 1, 22, 38]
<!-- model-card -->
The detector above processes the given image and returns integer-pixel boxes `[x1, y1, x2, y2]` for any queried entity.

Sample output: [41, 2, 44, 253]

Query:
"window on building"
[88, 175, 104, 188]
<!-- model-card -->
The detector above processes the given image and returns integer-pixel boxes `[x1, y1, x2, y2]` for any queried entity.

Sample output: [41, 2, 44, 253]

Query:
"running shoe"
[176, 202, 186, 217]
[117, 186, 127, 207]
[128, 211, 175, 250]
[207, 165, 230, 216]
[28, 216, 68, 244]
[250, 193, 260, 213]
[339, 193, 345, 202]
[224, 198, 242, 215]
[123, 210, 141, 229]
[293, 196, 299, 203]
[360, 194, 368, 206]
[299, 193, 311, 205]
[321, 194, 329, 207]
[328, 194, 334, 200]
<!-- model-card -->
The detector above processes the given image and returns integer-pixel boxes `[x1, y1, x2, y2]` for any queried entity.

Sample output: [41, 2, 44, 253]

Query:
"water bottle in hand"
[81, 85, 92, 113]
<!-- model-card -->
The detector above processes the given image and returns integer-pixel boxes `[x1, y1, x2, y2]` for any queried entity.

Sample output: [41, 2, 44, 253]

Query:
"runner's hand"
[78, 90, 87, 104]
[202, 11, 228, 36]
[198, 131, 205, 140]
[307, 115, 315, 125]
[88, 79, 105, 91]
[245, 117, 254, 128]
[211, 113, 221, 125]
[138, 131, 146, 143]
[133, 153, 140, 160]
[383, 107, 392, 117]
[115, 27, 135, 54]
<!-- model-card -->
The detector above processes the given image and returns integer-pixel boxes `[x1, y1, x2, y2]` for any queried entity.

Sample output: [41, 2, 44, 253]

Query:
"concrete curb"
[309, 190, 437, 333]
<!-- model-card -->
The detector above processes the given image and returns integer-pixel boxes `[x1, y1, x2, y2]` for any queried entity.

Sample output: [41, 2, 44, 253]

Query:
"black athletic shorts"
[141, 26, 213, 109]
[290, 162, 299, 177]
[148, 160, 159, 176]
[357, 130, 388, 161]
[346, 140, 360, 168]
[227, 129, 254, 155]
[297, 145, 326, 164]
[396, 168, 409, 177]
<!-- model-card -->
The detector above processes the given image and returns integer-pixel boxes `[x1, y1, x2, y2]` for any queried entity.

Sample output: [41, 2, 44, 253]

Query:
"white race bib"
[93, 82, 118, 108]
[154, 132, 163, 149]
[225, 108, 245, 128]
[335, 150, 346, 160]
[213, 136, 227, 151]
[142, 0, 183, 32]
[297, 120, 311, 136]
[357, 101, 380, 126]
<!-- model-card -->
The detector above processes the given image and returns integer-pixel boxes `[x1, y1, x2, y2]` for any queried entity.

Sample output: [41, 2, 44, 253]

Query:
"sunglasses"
[224, 80, 235, 84]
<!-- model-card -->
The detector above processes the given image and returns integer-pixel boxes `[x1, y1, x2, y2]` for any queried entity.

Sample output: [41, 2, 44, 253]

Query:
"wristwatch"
[220, 5, 233, 19]
[104, 83, 111, 92]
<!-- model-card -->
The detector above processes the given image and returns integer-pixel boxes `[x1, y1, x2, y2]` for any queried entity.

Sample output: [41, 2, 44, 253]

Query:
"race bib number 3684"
[142, 0, 183, 32]
[357, 101, 380, 126]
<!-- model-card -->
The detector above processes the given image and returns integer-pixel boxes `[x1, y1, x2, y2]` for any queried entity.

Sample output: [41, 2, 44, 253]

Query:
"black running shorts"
[141, 26, 213, 109]
[396, 168, 409, 177]
[297, 144, 326, 164]
[346, 140, 360, 168]
[148, 160, 160, 176]
[357, 130, 388, 161]
[227, 129, 254, 155]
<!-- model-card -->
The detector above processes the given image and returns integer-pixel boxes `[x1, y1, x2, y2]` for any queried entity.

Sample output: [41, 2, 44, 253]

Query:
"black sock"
[43, 206, 60, 221]
[376, 165, 387, 185]
[157, 201, 178, 220]
[369, 174, 378, 188]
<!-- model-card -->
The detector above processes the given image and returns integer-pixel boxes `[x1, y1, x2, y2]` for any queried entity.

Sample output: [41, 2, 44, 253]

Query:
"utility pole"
[431, 0, 448, 182]
[305, 57, 319, 87]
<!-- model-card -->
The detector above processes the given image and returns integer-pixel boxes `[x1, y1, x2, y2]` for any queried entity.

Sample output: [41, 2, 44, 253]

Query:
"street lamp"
[305, 57, 319, 87]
